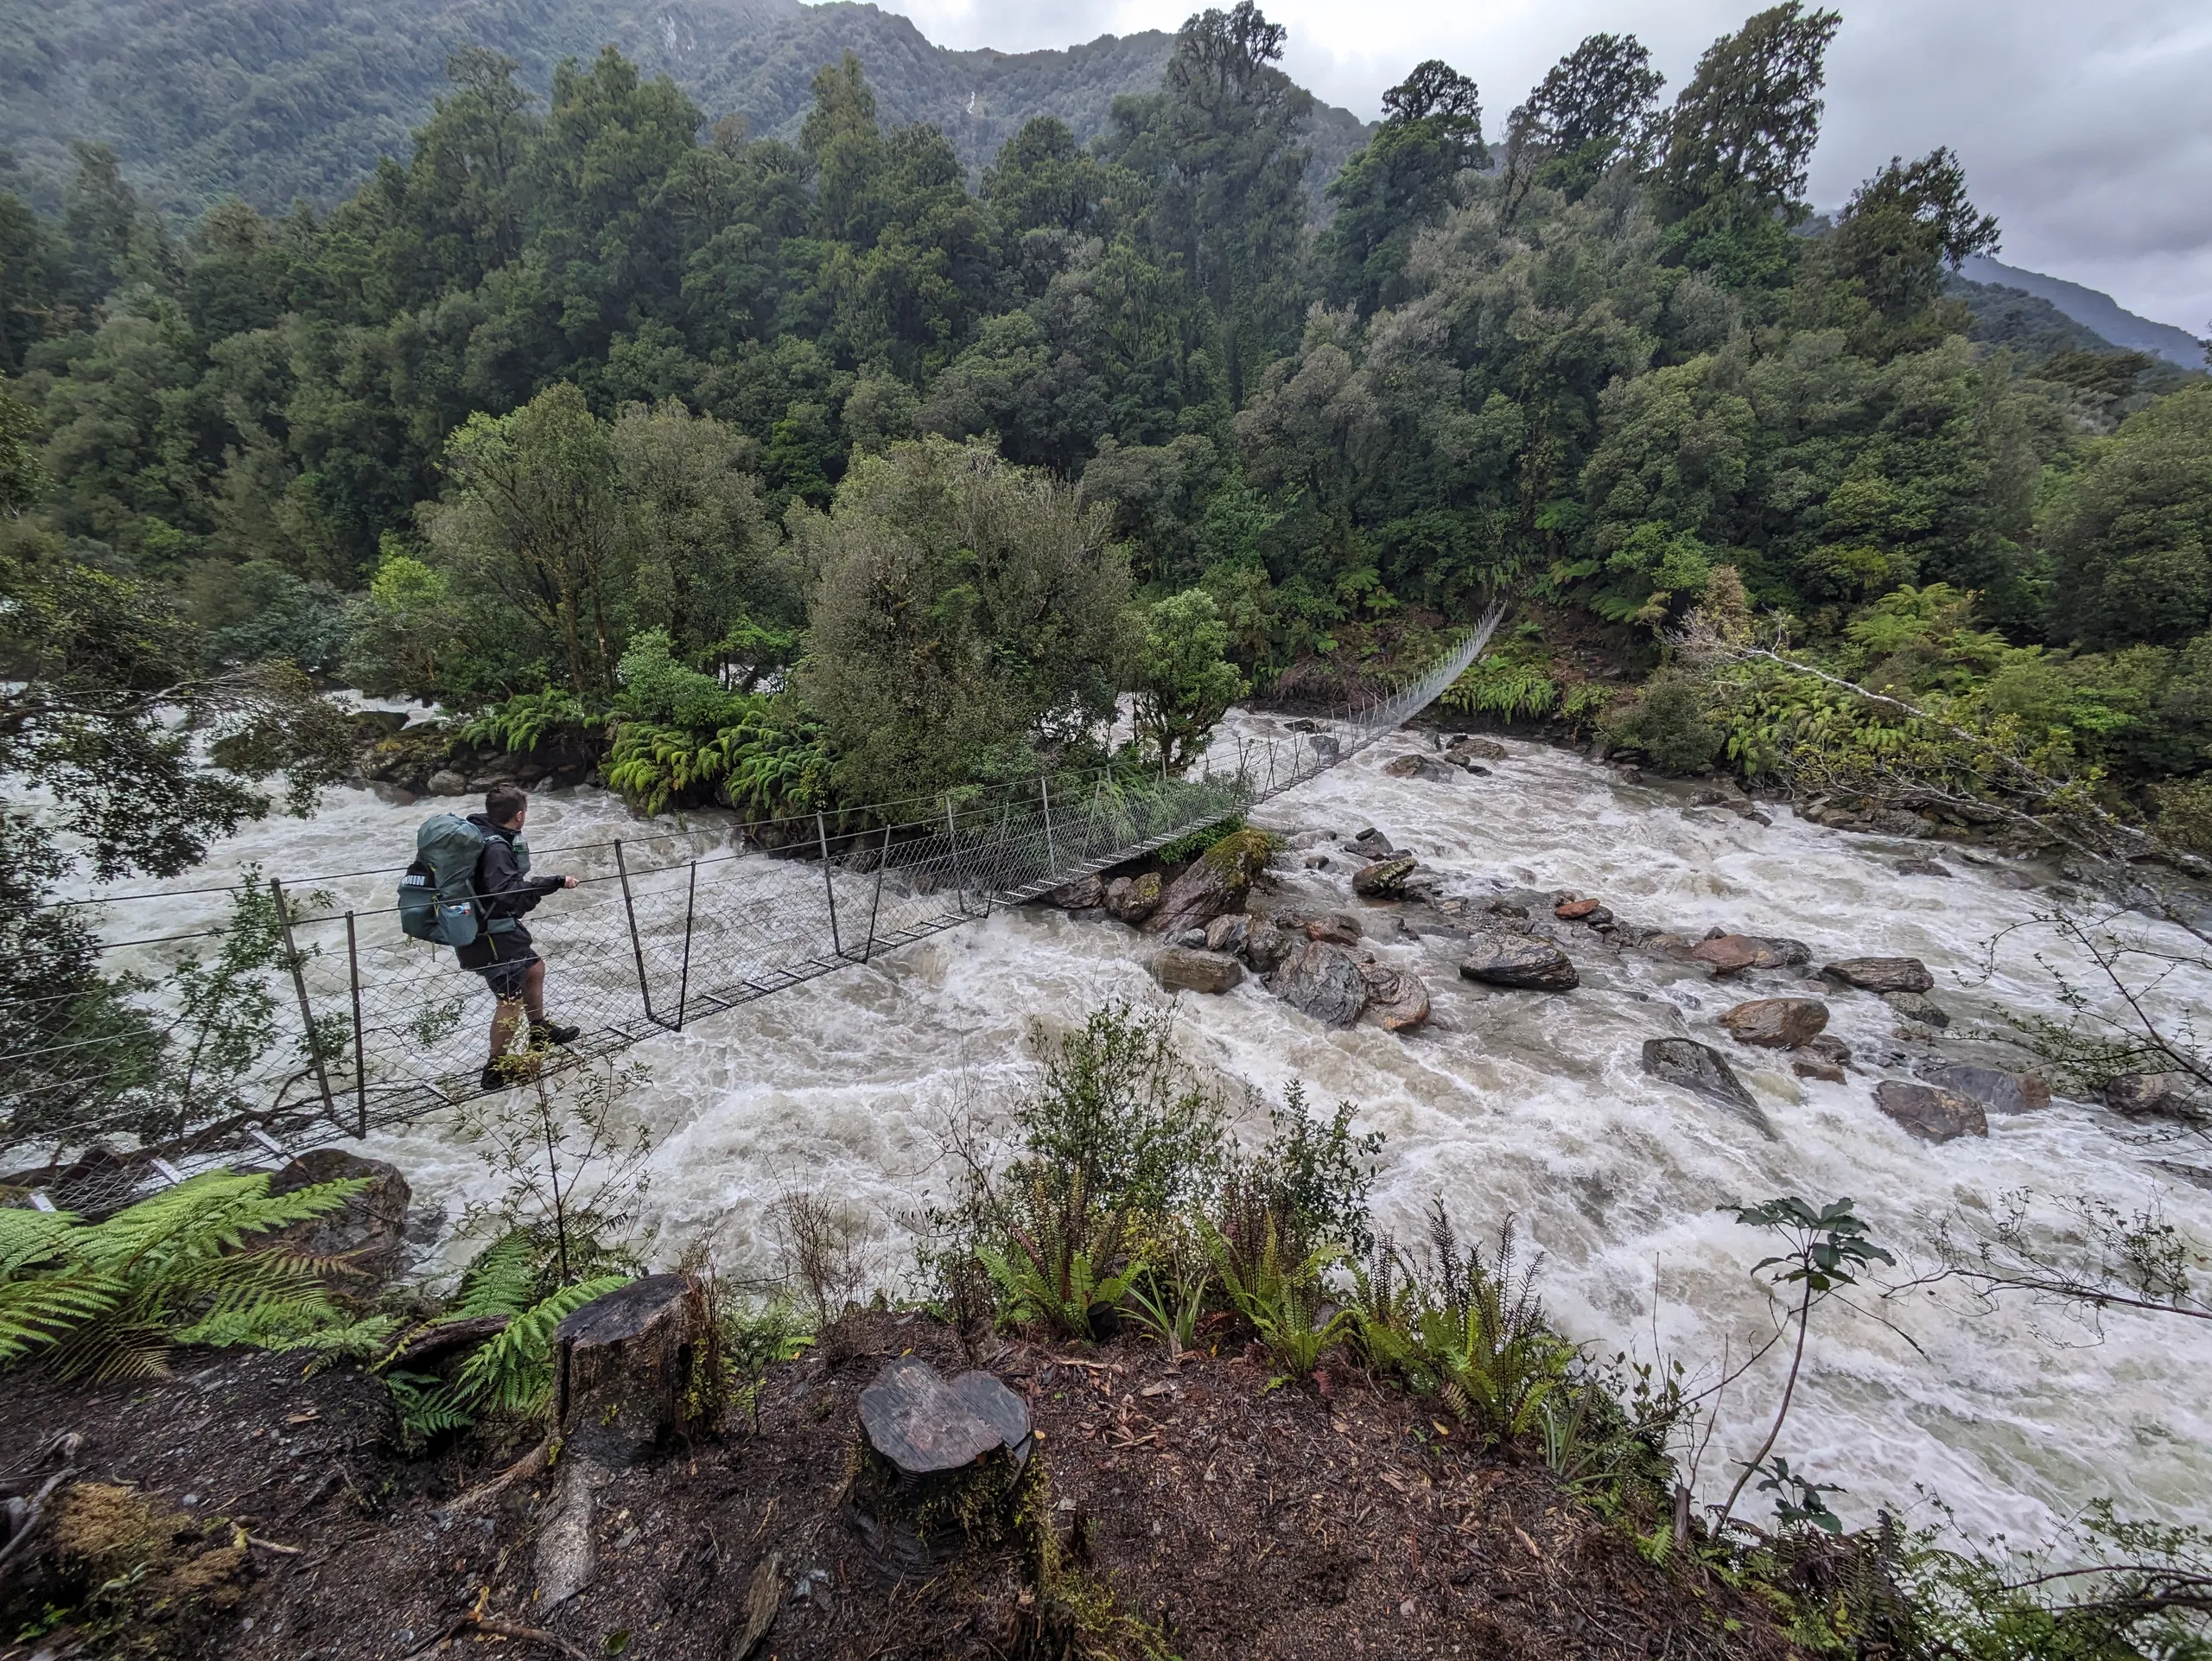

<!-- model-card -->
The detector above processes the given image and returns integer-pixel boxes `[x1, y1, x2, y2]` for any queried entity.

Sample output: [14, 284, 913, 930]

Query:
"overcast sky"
[887, 0, 2212, 334]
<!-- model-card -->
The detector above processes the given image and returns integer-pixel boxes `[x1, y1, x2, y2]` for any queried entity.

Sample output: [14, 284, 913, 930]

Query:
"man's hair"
[485, 782, 529, 825]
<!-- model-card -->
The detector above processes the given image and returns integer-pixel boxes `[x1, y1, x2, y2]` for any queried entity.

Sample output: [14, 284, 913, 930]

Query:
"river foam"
[79, 718, 2212, 1545]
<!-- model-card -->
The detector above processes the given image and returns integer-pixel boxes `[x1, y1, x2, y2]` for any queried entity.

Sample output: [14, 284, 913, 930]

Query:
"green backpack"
[397, 814, 531, 946]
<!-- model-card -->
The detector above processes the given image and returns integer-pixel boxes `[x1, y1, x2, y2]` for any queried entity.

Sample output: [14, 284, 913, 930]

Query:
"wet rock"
[1554, 898, 1603, 920]
[1803, 1033, 1853, 1069]
[1176, 928, 1207, 948]
[1358, 964, 1431, 1032]
[1045, 874, 1105, 909]
[1791, 1054, 1847, 1084]
[427, 768, 470, 796]
[1383, 753, 1459, 783]
[1917, 1062, 2050, 1115]
[2150, 1161, 2212, 1191]
[1308, 734, 1340, 764]
[1104, 872, 1163, 926]
[1689, 787, 1730, 807]
[1894, 858, 1952, 879]
[1866, 808, 1927, 837]
[2102, 1072, 2202, 1120]
[1155, 948, 1244, 995]
[1350, 826, 1395, 856]
[1204, 914, 1250, 956]
[268, 1149, 412, 1288]
[1145, 829, 1274, 936]
[1459, 937, 1579, 992]
[1444, 735, 1507, 762]
[1719, 997, 1829, 1049]
[1305, 913, 1363, 945]
[1271, 940, 1369, 1027]
[1352, 856, 1419, 899]
[1873, 1081, 1987, 1142]
[1241, 917, 1294, 973]
[1883, 991, 1950, 1028]
[1641, 1038, 1758, 1117]
[1688, 935, 1768, 976]
[370, 780, 419, 806]
[1287, 718, 1319, 733]
[1821, 956, 1935, 995]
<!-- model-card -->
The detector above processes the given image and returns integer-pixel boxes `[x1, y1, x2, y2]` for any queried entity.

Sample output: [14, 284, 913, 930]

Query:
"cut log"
[535, 1274, 714, 1607]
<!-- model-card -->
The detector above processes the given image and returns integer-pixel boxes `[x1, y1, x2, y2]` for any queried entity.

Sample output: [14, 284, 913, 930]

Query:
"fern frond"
[0, 1208, 81, 1276]
[452, 1276, 629, 1419]
[0, 1271, 125, 1363]
[453, 1230, 541, 1318]
[78, 1173, 366, 1276]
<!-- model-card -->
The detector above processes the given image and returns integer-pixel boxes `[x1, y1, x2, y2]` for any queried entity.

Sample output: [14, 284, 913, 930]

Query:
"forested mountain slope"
[1962, 253, 2205, 369]
[0, 0, 1365, 216]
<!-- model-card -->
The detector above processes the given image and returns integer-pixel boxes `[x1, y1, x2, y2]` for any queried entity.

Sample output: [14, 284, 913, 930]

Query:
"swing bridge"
[1, 613, 1500, 1212]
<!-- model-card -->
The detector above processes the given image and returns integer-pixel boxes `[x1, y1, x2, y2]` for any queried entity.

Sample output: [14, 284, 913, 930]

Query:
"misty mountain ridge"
[0, 0, 1367, 218]
[1960, 255, 2204, 370]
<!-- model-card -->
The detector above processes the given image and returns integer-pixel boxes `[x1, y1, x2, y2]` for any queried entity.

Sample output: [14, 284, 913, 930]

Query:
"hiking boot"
[480, 1053, 542, 1091]
[531, 1020, 581, 1047]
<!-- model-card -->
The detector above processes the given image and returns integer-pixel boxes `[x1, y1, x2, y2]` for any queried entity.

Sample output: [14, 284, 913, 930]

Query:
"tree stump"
[536, 1274, 713, 1607]
[851, 1359, 1032, 1567]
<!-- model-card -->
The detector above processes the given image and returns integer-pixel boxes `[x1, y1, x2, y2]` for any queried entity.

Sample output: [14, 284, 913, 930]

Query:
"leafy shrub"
[949, 1002, 1228, 1341]
[1603, 667, 1723, 773]
[0, 1170, 368, 1380]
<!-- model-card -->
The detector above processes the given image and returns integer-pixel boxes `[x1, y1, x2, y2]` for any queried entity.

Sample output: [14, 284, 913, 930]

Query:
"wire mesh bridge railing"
[1, 612, 1501, 1212]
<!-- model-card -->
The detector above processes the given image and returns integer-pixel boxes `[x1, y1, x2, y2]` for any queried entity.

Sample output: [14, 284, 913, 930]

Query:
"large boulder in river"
[1271, 940, 1368, 1027]
[267, 1148, 413, 1288]
[1821, 956, 1935, 994]
[1154, 948, 1244, 995]
[1688, 934, 1789, 976]
[1104, 872, 1163, 925]
[1873, 1080, 1986, 1142]
[1144, 829, 1274, 936]
[1444, 735, 1507, 763]
[2101, 1072, 2202, 1120]
[1352, 855, 1419, 898]
[1719, 997, 1829, 1049]
[1204, 913, 1249, 956]
[1641, 1039, 1761, 1120]
[1459, 936, 1579, 992]
[1045, 873, 1104, 909]
[1384, 753, 1459, 784]
[1358, 963, 1430, 1032]
[1918, 1062, 2050, 1116]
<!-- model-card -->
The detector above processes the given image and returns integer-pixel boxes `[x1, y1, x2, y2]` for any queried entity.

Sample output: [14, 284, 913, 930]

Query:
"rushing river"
[74, 715, 2212, 1548]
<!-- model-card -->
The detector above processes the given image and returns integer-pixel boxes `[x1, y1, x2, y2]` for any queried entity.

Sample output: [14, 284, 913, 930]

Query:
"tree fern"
[0, 1169, 367, 1380]
[451, 1229, 541, 1317]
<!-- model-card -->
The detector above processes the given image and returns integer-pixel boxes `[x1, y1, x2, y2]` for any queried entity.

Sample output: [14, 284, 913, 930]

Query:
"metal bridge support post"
[943, 796, 967, 917]
[344, 910, 367, 1137]
[677, 861, 696, 1031]
[1040, 776, 1058, 873]
[816, 812, 844, 958]
[613, 841, 657, 1026]
[864, 823, 891, 961]
[270, 879, 339, 1130]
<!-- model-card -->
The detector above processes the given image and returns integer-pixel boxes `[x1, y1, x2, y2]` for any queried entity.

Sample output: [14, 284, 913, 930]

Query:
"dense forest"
[3, 0, 2211, 882]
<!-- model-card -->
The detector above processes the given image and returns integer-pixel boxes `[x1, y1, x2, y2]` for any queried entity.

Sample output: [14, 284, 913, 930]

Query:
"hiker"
[458, 783, 580, 1088]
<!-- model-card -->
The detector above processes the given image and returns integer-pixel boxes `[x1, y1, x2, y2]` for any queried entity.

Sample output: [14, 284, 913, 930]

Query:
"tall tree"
[1654, 3, 1841, 284]
[1828, 149, 2000, 324]
[1502, 34, 1665, 213]
[1319, 60, 1484, 315]
[1104, 2, 1315, 402]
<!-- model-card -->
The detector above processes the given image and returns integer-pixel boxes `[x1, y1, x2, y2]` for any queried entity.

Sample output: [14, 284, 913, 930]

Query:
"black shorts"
[474, 951, 540, 999]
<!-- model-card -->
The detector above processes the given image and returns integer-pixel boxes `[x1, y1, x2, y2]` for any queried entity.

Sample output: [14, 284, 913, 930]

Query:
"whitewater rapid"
[79, 719, 2212, 1547]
